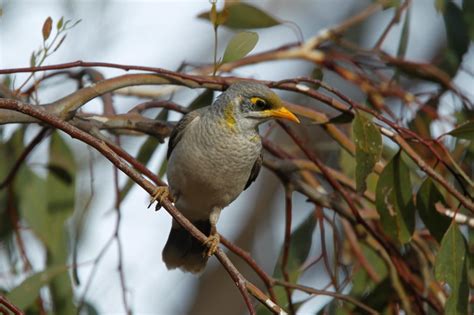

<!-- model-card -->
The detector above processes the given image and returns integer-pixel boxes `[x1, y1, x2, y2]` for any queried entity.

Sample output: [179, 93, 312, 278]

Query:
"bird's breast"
[166, 117, 261, 218]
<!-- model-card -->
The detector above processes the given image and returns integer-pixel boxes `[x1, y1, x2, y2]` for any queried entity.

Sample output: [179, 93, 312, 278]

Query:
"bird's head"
[216, 81, 300, 131]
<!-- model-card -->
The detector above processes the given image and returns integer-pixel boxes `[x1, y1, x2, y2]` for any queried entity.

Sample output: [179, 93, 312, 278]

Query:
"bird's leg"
[148, 186, 173, 211]
[204, 208, 221, 257]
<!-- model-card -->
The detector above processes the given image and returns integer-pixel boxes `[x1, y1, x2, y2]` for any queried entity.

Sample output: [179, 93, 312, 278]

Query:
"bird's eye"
[250, 97, 269, 110]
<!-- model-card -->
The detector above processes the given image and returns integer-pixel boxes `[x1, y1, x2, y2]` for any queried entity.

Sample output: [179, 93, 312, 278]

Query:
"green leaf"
[198, 3, 280, 29]
[353, 112, 382, 193]
[42, 16, 53, 41]
[16, 132, 76, 314]
[0, 129, 27, 241]
[30, 51, 36, 67]
[45, 163, 73, 185]
[221, 31, 258, 64]
[18, 170, 49, 244]
[324, 111, 355, 125]
[189, 89, 214, 111]
[57, 17, 64, 30]
[350, 243, 388, 297]
[441, 2, 470, 75]
[375, 151, 415, 244]
[120, 109, 169, 201]
[448, 121, 474, 141]
[356, 278, 394, 313]
[53, 34, 67, 53]
[416, 178, 451, 242]
[6, 265, 67, 310]
[397, 7, 410, 59]
[435, 223, 469, 315]
[46, 132, 76, 315]
[272, 211, 317, 309]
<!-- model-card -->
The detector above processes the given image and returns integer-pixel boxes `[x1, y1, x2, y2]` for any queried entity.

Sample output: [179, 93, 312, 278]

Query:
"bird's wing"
[167, 110, 201, 159]
[244, 152, 262, 190]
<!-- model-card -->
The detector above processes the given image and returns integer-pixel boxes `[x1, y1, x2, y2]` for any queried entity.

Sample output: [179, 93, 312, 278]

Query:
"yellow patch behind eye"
[250, 97, 265, 105]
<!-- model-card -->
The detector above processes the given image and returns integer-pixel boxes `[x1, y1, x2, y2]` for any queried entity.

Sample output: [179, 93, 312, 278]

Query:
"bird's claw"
[203, 234, 220, 257]
[148, 186, 172, 211]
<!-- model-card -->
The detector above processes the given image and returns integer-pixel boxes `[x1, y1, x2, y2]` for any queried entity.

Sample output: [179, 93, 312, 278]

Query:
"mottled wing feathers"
[244, 152, 262, 190]
[167, 110, 201, 159]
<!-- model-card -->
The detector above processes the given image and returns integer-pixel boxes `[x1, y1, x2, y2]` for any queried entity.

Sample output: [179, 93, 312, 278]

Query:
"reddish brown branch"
[219, 236, 277, 302]
[0, 295, 24, 315]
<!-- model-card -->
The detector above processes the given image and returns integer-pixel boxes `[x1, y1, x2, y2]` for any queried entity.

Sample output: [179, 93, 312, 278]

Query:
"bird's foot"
[203, 233, 220, 257]
[148, 186, 172, 211]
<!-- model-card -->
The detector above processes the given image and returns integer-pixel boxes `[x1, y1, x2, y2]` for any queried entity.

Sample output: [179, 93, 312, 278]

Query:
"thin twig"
[273, 279, 379, 315]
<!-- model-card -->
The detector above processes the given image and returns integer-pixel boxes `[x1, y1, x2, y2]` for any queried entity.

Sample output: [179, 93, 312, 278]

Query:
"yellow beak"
[264, 107, 300, 123]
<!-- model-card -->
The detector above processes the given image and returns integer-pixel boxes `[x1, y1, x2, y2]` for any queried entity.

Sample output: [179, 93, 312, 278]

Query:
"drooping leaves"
[16, 132, 76, 315]
[198, 3, 281, 29]
[222, 31, 259, 64]
[353, 112, 382, 193]
[375, 151, 415, 244]
[416, 178, 451, 242]
[435, 223, 469, 315]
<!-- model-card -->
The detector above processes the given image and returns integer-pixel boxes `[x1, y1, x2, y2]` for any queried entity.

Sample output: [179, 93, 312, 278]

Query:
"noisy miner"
[158, 81, 300, 273]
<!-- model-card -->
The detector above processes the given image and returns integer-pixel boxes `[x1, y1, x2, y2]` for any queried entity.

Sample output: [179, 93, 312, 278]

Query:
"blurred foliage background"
[0, 0, 473, 314]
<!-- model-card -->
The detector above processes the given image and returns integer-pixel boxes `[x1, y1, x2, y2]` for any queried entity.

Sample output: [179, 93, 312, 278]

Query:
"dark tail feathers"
[162, 220, 210, 273]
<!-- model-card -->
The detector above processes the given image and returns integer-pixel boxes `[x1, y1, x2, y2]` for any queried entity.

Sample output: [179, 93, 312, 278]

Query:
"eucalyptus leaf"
[0, 128, 26, 241]
[397, 7, 410, 59]
[6, 265, 67, 310]
[42, 16, 53, 41]
[46, 132, 76, 315]
[189, 89, 214, 111]
[448, 121, 474, 141]
[441, 2, 470, 76]
[323, 111, 354, 125]
[198, 3, 280, 29]
[353, 112, 382, 193]
[416, 178, 451, 242]
[120, 109, 169, 201]
[435, 223, 469, 315]
[350, 243, 388, 297]
[221, 31, 258, 64]
[375, 151, 415, 244]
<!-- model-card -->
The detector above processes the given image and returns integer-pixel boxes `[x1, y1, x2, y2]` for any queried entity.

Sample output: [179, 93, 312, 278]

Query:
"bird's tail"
[162, 220, 210, 273]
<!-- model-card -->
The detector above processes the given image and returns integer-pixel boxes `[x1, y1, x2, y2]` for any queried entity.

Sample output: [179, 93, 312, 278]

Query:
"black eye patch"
[250, 97, 271, 110]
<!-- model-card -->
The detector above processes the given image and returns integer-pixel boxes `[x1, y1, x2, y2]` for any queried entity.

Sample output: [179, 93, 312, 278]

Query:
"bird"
[160, 81, 300, 273]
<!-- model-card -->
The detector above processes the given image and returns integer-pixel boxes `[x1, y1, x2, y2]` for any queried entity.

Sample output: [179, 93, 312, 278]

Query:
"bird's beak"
[264, 107, 300, 123]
